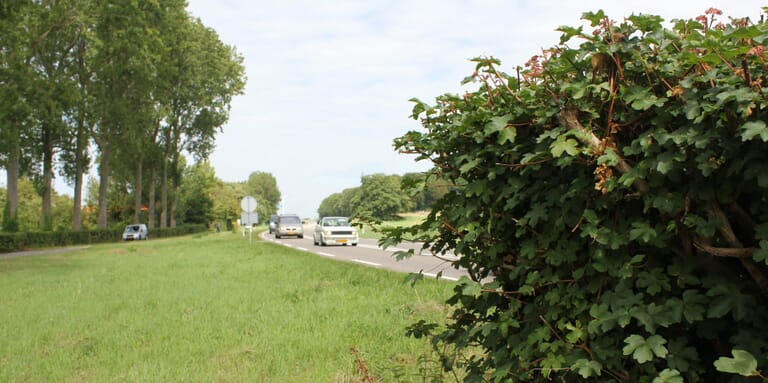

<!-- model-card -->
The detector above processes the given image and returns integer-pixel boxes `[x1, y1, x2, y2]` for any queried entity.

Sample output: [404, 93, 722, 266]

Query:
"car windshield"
[323, 218, 349, 227]
[124, 225, 140, 232]
[280, 216, 301, 224]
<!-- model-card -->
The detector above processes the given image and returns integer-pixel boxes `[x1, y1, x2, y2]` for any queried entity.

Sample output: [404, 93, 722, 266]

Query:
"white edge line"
[423, 272, 459, 281]
[352, 259, 381, 267]
[267, 237, 459, 279]
[357, 243, 459, 259]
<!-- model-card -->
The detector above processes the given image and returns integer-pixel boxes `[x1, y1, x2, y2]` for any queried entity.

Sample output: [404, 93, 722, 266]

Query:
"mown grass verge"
[0, 231, 454, 382]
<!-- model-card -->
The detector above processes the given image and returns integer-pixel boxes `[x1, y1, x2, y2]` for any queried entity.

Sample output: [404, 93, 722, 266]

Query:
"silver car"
[313, 216, 358, 246]
[275, 215, 303, 238]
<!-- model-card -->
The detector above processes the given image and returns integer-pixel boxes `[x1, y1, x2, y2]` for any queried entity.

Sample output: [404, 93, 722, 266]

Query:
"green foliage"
[392, 7, 768, 382]
[317, 188, 359, 218]
[212, 181, 247, 228]
[355, 174, 413, 220]
[178, 161, 219, 225]
[2, 197, 19, 232]
[317, 174, 412, 220]
[318, 173, 445, 220]
[246, 171, 281, 221]
[714, 350, 761, 377]
[1, 178, 73, 232]
[1, 0, 245, 231]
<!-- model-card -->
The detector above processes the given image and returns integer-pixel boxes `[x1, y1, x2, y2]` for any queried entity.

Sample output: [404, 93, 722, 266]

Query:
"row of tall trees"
[317, 173, 449, 220]
[0, 0, 246, 232]
[0, 166, 280, 232]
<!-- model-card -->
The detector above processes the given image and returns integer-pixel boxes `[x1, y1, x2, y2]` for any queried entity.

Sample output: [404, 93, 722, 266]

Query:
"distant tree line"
[0, 167, 281, 232]
[317, 173, 450, 220]
[0, 0, 246, 232]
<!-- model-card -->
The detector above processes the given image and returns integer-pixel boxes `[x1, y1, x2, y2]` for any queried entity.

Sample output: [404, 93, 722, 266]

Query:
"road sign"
[241, 212, 259, 226]
[240, 196, 258, 212]
[241, 211, 259, 245]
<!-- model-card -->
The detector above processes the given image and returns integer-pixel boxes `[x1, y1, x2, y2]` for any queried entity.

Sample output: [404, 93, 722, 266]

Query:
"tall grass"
[0, 232, 453, 382]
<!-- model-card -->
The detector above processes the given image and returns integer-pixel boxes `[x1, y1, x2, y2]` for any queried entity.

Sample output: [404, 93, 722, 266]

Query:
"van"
[123, 224, 148, 240]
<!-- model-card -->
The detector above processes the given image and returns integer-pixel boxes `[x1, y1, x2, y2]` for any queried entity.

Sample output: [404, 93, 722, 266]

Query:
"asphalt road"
[260, 224, 467, 282]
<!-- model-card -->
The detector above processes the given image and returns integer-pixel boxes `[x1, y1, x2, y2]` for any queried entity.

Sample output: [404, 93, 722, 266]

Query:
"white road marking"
[358, 244, 410, 253]
[264, 234, 463, 280]
[352, 259, 381, 267]
[358, 243, 459, 260]
[423, 272, 459, 281]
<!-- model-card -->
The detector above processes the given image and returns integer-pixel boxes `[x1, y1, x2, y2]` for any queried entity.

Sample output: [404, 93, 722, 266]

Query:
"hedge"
[0, 224, 208, 253]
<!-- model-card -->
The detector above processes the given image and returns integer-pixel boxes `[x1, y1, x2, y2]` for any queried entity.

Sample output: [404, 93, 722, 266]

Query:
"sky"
[181, 0, 764, 219]
[5, 1, 762, 220]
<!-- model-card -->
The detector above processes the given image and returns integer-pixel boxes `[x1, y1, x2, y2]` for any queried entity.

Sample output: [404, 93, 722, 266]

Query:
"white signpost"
[240, 196, 258, 244]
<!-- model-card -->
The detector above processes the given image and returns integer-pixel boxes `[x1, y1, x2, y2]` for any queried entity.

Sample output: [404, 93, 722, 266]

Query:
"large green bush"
[391, 8, 768, 382]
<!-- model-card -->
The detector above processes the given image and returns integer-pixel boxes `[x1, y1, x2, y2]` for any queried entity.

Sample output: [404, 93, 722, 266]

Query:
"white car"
[313, 217, 358, 246]
[122, 224, 148, 240]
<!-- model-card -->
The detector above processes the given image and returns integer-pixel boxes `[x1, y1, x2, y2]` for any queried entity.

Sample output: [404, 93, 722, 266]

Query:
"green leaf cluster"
[0, 0, 246, 231]
[394, 7, 768, 382]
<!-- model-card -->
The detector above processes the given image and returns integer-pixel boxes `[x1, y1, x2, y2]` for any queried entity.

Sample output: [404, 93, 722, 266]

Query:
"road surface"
[260, 224, 466, 282]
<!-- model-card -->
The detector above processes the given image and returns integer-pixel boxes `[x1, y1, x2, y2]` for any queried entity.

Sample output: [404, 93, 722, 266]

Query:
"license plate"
[337, 239, 347, 243]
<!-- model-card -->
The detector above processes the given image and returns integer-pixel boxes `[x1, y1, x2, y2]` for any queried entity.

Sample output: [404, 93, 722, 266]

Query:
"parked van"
[123, 224, 148, 240]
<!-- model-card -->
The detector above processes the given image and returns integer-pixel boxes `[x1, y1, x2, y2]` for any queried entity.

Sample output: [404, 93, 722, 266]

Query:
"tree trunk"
[71, 118, 87, 231]
[4, 143, 20, 232]
[72, 39, 89, 231]
[170, 184, 178, 228]
[41, 122, 54, 231]
[97, 144, 110, 229]
[133, 160, 142, 224]
[72, 167, 83, 231]
[160, 156, 168, 228]
[148, 166, 156, 229]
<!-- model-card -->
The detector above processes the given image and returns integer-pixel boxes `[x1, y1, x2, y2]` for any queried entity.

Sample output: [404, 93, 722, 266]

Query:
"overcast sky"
[7, 1, 761, 220]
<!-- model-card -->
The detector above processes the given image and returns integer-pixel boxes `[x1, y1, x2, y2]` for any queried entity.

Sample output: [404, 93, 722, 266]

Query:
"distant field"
[0, 231, 454, 382]
[358, 211, 428, 240]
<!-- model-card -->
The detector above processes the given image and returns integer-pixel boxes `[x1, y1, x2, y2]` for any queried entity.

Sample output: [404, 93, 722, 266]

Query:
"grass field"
[0, 231, 454, 382]
[358, 212, 429, 240]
